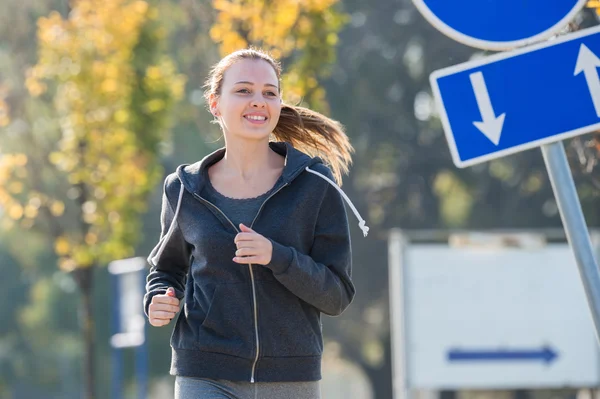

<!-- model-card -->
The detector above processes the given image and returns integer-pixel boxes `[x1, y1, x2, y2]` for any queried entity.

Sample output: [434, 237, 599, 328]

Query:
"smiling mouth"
[244, 115, 268, 122]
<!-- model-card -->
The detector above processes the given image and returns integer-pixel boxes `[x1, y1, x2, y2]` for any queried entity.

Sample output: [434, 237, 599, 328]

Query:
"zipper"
[193, 193, 239, 232]
[247, 182, 288, 383]
[192, 183, 289, 383]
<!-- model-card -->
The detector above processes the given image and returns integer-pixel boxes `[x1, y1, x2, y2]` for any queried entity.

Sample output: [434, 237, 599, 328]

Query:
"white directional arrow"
[575, 44, 600, 118]
[469, 71, 506, 146]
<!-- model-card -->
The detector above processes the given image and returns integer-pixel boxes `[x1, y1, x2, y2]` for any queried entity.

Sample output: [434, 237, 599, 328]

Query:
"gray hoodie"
[144, 141, 368, 383]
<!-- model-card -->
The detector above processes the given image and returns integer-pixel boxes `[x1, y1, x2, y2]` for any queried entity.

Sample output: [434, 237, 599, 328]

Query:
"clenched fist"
[148, 287, 180, 327]
[233, 223, 273, 265]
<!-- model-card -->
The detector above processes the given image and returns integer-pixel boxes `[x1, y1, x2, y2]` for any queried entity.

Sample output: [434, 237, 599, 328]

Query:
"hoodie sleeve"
[266, 168, 355, 316]
[143, 175, 191, 317]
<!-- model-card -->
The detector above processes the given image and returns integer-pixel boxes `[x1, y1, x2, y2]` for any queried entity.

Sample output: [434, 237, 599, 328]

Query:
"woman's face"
[212, 59, 282, 141]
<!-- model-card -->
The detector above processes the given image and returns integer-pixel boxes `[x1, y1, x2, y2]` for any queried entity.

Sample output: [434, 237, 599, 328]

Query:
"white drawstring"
[305, 167, 369, 237]
[150, 182, 185, 265]
[151, 168, 368, 267]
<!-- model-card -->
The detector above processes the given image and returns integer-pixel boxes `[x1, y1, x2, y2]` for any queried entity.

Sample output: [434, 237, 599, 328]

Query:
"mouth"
[244, 114, 268, 124]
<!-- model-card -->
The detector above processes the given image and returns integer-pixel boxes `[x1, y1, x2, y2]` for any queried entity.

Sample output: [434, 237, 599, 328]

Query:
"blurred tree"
[0, 0, 185, 397]
[0, 1, 87, 397]
[209, 0, 348, 112]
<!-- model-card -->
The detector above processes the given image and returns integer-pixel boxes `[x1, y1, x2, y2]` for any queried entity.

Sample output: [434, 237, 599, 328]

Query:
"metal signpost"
[108, 257, 148, 399]
[414, 0, 600, 342]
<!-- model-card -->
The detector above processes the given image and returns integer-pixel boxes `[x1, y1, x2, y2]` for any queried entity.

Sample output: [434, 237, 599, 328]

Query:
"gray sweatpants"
[175, 376, 321, 399]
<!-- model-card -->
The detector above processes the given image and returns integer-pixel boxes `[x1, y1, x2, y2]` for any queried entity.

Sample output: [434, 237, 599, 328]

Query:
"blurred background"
[1, 0, 600, 398]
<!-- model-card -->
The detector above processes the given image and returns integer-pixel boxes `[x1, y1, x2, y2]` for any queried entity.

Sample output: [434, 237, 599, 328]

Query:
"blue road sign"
[413, 0, 586, 50]
[430, 25, 600, 168]
[447, 346, 559, 365]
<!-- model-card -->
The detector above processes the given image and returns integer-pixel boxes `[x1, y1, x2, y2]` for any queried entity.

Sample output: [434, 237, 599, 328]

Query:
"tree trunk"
[75, 266, 96, 399]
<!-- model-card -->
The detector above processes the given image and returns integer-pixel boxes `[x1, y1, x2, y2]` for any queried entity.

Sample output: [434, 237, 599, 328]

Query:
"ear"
[209, 93, 220, 116]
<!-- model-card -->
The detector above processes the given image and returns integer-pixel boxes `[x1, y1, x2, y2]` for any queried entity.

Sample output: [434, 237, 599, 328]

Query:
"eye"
[237, 88, 251, 94]
[265, 91, 278, 97]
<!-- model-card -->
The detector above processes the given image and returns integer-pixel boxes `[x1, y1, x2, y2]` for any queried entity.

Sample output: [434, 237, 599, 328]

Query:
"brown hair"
[203, 48, 353, 184]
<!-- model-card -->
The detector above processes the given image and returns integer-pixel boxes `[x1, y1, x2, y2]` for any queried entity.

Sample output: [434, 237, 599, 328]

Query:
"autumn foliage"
[209, 0, 347, 111]
[1, 0, 184, 271]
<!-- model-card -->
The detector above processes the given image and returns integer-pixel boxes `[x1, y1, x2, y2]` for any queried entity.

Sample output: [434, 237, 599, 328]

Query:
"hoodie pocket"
[198, 283, 255, 359]
[257, 282, 323, 357]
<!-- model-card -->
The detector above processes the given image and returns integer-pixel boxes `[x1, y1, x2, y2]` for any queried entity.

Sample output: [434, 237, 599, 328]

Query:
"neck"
[221, 138, 278, 180]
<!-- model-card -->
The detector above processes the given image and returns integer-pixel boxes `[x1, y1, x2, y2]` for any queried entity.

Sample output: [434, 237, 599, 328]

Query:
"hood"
[150, 141, 368, 268]
[175, 142, 321, 196]
[166, 141, 369, 238]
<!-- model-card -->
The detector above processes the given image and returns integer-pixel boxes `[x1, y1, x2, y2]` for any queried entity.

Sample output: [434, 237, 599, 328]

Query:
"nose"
[250, 95, 266, 108]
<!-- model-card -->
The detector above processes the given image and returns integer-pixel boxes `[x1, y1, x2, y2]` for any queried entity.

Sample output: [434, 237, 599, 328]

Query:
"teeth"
[246, 115, 266, 121]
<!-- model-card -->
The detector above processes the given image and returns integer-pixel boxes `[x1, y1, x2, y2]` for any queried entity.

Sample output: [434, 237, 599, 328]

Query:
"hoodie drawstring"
[152, 167, 368, 267]
[150, 182, 185, 266]
[305, 167, 369, 237]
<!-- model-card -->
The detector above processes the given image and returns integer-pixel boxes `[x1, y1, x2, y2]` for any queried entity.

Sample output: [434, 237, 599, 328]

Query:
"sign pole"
[136, 270, 149, 399]
[111, 272, 123, 399]
[541, 141, 600, 341]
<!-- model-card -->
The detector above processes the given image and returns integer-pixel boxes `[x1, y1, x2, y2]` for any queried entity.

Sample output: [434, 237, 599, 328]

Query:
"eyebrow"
[234, 81, 279, 89]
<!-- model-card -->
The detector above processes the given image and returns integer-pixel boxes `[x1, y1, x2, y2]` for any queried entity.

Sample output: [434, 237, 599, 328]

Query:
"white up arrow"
[469, 71, 505, 146]
[575, 44, 600, 118]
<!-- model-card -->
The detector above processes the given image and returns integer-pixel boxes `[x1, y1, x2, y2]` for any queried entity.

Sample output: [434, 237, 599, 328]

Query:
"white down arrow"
[469, 71, 505, 146]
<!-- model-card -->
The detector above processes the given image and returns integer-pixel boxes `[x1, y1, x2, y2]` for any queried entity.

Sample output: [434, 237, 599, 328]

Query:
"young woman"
[144, 48, 368, 399]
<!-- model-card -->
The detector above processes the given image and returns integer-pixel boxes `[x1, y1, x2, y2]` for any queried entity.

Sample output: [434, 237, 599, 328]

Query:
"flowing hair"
[203, 48, 353, 184]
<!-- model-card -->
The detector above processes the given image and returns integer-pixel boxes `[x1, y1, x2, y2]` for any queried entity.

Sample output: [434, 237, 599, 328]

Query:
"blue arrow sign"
[430, 26, 600, 168]
[413, 0, 586, 50]
[448, 346, 559, 365]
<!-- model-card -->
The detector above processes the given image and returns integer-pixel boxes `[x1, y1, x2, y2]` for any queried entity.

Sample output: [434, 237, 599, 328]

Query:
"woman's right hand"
[148, 287, 180, 327]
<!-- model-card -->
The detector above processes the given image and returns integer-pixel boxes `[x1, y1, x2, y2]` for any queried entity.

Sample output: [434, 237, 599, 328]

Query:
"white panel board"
[404, 244, 600, 389]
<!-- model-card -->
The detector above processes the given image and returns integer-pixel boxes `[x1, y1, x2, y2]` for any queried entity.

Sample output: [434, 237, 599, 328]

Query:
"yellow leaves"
[114, 110, 129, 123]
[142, 59, 186, 112]
[0, 153, 28, 186]
[85, 232, 98, 245]
[101, 79, 118, 93]
[55, 236, 70, 256]
[13, 153, 27, 166]
[8, 181, 24, 194]
[326, 33, 338, 46]
[7, 204, 23, 220]
[37, 11, 67, 46]
[50, 200, 65, 217]
[0, 153, 30, 222]
[25, 76, 47, 97]
[24, 204, 39, 219]
[143, 99, 165, 113]
[210, 0, 347, 110]
[132, 0, 149, 15]
[146, 65, 162, 80]
[59, 258, 77, 272]
[4, 0, 183, 272]
[57, 238, 95, 269]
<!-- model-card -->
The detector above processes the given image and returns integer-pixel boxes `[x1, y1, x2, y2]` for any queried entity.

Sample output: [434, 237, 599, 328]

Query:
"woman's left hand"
[233, 224, 273, 265]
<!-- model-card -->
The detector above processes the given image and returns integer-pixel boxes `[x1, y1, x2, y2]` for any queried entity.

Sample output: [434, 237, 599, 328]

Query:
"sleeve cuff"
[267, 239, 294, 274]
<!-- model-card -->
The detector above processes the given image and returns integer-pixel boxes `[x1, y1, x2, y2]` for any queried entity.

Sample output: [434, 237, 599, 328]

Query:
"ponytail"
[273, 103, 353, 185]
